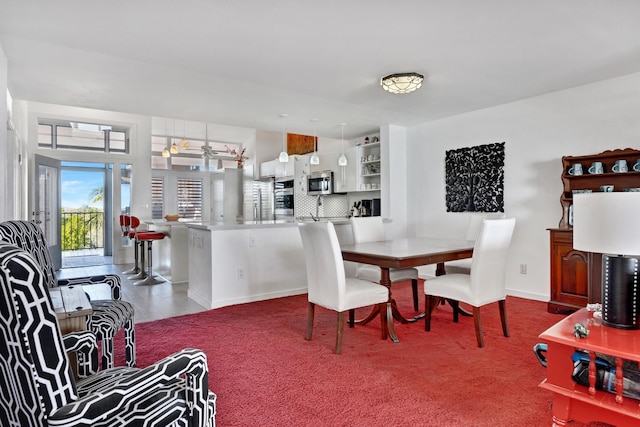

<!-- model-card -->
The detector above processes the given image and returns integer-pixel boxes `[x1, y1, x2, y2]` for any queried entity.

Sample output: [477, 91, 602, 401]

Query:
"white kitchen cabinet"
[334, 146, 358, 193]
[259, 159, 277, 178]
[275, 157, 296, 178]
[259, 157, 295, 178]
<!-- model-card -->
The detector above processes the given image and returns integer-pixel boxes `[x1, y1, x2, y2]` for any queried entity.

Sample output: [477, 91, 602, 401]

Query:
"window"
[151, 178, 164, 219]
[151, 134, 240, 171]
[178, 179, 202, 220]
[38, 120, 129, 153]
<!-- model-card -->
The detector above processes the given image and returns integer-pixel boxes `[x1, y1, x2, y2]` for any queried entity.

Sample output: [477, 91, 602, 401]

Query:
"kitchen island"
[187, 220, 305, 309]
[186, 219, 355, 309]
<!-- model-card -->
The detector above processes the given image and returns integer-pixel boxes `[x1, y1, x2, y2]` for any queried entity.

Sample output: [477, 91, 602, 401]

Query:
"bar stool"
[133, 229, 166, 286]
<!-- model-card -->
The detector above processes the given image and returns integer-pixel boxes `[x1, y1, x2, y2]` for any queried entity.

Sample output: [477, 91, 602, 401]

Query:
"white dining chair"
[443, 212, 506, 275]
[350, 217, 421, 312]
[424, 218, 516, 347]
[298, 221, 389, 354]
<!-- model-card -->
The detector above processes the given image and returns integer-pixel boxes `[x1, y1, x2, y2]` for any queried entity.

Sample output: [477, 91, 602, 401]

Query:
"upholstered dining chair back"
[350, 216, 421, 312]
[298, 221, 346, 311]
[469, 218, 516, 305]
[0, 242, 76, 426]
[350, 216, 386, 243]
[0, 220, 58, 288]
[465, 213, 507, 241]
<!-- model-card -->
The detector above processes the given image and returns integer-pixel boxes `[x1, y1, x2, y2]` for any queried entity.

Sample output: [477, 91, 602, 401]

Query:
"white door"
[33, 154, 62, 270]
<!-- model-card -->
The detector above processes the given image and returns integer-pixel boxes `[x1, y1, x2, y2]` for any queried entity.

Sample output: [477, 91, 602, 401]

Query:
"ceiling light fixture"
[380, 72, 424, 94]
[309, 118, 320, 166]
[279, 113, 289, 163]
[162, 148, 170, 158]
[337, 123, 347, 167]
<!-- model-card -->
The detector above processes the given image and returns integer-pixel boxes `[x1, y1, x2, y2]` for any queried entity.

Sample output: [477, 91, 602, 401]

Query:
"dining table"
[341, 237, 474, 343]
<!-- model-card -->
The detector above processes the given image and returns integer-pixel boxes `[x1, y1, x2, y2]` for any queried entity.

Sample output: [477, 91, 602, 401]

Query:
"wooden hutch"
[548, 148, 640, 314]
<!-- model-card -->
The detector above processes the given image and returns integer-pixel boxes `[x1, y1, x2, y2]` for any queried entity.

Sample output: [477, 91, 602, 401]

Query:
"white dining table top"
[341, 237, 474, 258]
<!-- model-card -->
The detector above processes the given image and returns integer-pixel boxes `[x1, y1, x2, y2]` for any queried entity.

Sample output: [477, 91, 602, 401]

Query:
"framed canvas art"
[445, 142, 505, 212]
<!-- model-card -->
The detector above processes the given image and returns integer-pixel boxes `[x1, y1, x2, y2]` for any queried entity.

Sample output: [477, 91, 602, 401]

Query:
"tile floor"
[58, 261, 208, 324]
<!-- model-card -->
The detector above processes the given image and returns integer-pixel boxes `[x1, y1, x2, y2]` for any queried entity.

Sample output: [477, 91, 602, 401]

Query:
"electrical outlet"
[237, 268, 244, 279]
[249, 236, 256, 247]
[519, 264, 527, 275]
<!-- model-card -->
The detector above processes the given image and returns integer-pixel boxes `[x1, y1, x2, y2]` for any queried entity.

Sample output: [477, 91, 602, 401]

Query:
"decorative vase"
[236, 160, 243, 169]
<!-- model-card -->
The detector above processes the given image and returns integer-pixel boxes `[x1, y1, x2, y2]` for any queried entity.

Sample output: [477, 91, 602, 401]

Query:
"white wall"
[406, 72, 640, 301]
[0, 43, 8, 223]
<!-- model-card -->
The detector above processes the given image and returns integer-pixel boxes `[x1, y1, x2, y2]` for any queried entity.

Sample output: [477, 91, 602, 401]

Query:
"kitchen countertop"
[185, 217, 354, 231]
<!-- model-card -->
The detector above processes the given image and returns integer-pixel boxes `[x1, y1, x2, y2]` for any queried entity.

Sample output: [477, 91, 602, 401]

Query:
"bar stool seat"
[134, 230, 166, 286]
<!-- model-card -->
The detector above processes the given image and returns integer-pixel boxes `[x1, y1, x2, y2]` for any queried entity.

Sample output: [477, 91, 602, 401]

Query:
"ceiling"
[2, 0, 640, 140]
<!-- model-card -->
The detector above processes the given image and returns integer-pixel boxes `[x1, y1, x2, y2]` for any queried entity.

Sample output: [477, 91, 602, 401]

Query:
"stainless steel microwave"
[307, 171, 333, 195]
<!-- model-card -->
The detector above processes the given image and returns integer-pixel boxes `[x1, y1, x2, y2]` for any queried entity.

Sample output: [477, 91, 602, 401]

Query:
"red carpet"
[114, 285, 608, 426]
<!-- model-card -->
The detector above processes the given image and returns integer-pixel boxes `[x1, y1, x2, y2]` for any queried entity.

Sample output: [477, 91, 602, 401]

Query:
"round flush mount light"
[380, 72, 424, 94]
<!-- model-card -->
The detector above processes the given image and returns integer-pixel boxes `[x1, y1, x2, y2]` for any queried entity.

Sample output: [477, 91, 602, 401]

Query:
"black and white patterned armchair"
[0, 220, 135, 370]
[0, 241, 217, 427]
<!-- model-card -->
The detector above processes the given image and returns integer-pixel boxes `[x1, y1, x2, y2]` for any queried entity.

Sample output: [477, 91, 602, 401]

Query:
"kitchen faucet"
[315, 195, 323, 220]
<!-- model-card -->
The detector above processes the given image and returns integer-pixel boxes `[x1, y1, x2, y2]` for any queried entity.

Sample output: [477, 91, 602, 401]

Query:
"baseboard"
[507, 289, 548, 302]
[208, 287, 308, 309]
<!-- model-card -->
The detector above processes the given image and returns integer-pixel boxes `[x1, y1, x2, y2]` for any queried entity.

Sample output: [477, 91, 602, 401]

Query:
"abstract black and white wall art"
[445, 142, 505, 212]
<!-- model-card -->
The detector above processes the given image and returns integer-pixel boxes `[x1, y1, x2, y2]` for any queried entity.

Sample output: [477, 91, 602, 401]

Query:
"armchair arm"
[62, 330, 98, 378]
[58, 273, 122, 300]
[48, 348, 211, 427]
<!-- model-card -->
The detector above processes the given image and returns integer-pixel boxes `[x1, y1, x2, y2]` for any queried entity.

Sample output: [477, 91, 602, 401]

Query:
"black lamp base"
[602, 255, 640, 330]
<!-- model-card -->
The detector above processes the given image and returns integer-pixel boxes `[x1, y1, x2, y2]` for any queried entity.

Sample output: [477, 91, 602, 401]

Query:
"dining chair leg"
[499, 299, 509, 338]
[411, 279, 419, 311]
[473, 306, 484, 348]
[451, 300, 460, 323]
[306, 302, 315, 341]
[348, 309, 355, 328]
[425, 295, 433, 332]
[335, 312, 345, 354]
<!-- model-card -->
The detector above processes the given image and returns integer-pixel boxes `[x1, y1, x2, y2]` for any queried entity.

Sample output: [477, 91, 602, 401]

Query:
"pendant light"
[162, 118, 170, 157]
[279, 113, 289, 163]
[309, 118, 320, 165]
[170, 120, 179, 154]
[337, 123, 347, 166]
[180, 120, 189, 150]
[170, 141, 179, 154]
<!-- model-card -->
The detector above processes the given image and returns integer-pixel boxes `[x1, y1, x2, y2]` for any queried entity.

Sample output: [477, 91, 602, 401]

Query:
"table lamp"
[573, 192, 640, 329]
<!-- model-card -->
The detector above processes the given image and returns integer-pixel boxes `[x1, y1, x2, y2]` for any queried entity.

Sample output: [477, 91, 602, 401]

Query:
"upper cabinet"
[558, 148, 640, 228]
[333, 147, 358, 193]
[358, 141, 381, 192]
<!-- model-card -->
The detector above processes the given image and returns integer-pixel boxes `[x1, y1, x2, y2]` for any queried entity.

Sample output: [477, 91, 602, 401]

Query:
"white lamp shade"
[279, 151, 289, 162]
[573, 192, 640, 256]
[310, 153, 320, 165]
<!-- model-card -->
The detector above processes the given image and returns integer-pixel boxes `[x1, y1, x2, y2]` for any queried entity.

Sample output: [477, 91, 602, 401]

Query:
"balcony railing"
[60, 211, 104, 251]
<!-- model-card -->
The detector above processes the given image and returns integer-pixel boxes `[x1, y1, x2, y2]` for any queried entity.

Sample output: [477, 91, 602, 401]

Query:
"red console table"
[539, 308, 640, 426]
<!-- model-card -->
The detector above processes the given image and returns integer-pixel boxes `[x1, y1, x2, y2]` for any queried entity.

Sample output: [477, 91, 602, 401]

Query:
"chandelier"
[380, 72, 424, 94]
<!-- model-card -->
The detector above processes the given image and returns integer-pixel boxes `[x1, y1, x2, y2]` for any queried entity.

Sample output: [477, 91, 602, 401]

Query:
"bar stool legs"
[122, 237, 142, 276]
[134, 234, 166, 286]
[130, 240, 148, 280]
